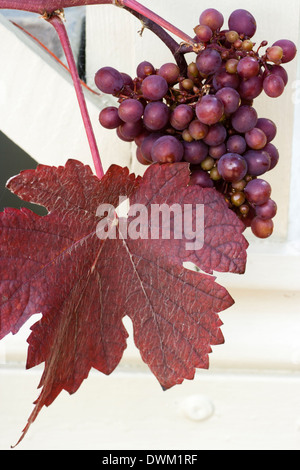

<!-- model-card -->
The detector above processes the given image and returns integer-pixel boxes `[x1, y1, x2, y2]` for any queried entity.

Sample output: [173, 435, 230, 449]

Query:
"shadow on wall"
[0, 131, 47, 216]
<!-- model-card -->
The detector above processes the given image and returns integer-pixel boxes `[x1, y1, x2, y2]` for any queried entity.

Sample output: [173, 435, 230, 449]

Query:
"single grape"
[118, 99, 144, 123]
[243, 149, 271, 176]
[182, 129, 194, 142]
[238, 75, 263, 101]
[203, 123, 227, 146]
[256, 118, 277, 143]
[226, 135, 247, 154]
[251, 217, 274, 238]
[121, 73, 134, 88]
[99, 106, 123, 129]
[237, 56, 260, 79]
[244, 179, 272, 205]
[196, 95, 224, 125]
[95, 66, 124, 95]
[199, 8, 224, 31]
[225, 31, 240, 44]
[215, 87, 241, 115]
[189, 169, 214, 188]
[209, 143, 226, 159]
[141, 133, 163, 161]
[183, 140, 208, 164]
[194, 24, 213, 42]
[263, 74, 285, 98]
[134, 129, 150, 147]
[231, 191, 246, 207]
[272, 39, 297, 63]
[228, 9, 257, 38]
[136, 147, 152, 166]
[170, 104, 194, 130]
[217, 153, 248, 182]
[210, 167, 222, 181]
[265, 64, 288, 86]
[141, 75, 169, 101]
[137, 61, 155, 78]
[143, 101, 170, 131]
[267, 46, 283, 63]
[158, 63, 180, 84]
[118, 120, 144, 140]
[245, 128, 268, 150]
[212, 69, 240, 90]
[263, 143, 279, 170]
[201, 156, 215, 171]
[255, 199, 277, 219]
[187, 62, 199, 79]
[196, 49, 222, 76]
[232, 179, 247, 191]
[225, 58, 239, 74]
[231, 105, 258, 133]
[151, 136, 184, 163]
[188, 120, 209, 140]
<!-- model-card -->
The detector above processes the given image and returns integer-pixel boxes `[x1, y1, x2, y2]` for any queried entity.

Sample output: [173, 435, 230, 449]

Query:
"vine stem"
[47, 12, 104, 179]
[0, 0, 196, 46]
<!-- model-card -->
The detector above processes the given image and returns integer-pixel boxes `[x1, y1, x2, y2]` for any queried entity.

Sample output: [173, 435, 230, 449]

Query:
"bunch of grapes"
[94, 8, 297, 239]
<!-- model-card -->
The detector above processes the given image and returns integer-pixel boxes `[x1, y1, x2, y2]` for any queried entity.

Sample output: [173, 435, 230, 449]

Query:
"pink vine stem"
[0, 0, 196, 46]
[47, 12, 104, 179]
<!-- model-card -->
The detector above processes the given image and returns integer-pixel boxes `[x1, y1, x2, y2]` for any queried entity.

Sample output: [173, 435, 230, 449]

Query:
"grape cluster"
[94, 8, 297, 239]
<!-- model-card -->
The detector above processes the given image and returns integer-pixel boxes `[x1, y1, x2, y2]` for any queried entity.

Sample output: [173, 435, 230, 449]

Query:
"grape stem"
[0, 0, 196, 46]
[47, 11, 104, 179]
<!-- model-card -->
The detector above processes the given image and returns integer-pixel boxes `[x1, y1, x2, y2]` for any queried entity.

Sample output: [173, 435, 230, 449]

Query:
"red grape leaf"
[0, 159, 247, 445]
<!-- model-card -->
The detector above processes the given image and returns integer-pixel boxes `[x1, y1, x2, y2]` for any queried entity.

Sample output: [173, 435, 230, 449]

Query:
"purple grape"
[136, 147, 151, 166]
[272, 39, 297, 63]
[188, 120, 209, 140]
[151, 136, 184, 163]
[141, 133, 163, 161]
[212, 70, 240, 90]
[255, 199, 277, 220]
[245, 128, 268, 150]
[244, 179, 272, 205]
[189, 169, 214, 188]
[118, 99, 144, 123]
[226, 135, 247, 154]
[143, 101, 170, 131]
[203, 123, 227, 146]
[199, 8, 224, 31]
[265, 65, 288, 86]
[137, 61, 155, 78]
[95, 67, 124, 95]
[141, 75, 169, 101]
[194, 24, 213, 43]
[209, 143, 226, 159]
[183, 141, 208, 164]
[237, 56, 260, 79]
[263, 143, 279, 170]
[121, 72, 134, 88]
[134, 129, 151, 147]
[215, 87, 240, 115]
[243, 150, 271, 176]
[255, 118, 277, 143]
[196, 49, 222, 76]
[170, 104, 194, 130]
[99, 106, 123, 129]
[263, 74, 285, 98]
[118, 120, 144, 140]
[251, 217, 274, 238]
[158, 63, 180, 84]
[228, 9, 257, 38]
[217, 153, 248, 182]
[231, 105, 258, 133]
[196, 95, 224, 125]
[238, 75, 263, 100]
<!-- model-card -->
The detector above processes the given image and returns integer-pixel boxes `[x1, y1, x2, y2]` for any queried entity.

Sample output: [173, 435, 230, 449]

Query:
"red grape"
[199, 8, 224, 31]
[228, 9, 257, 38]
[95, 66, 124, 95]
[196, 95, 224, 125]
[244, 179, 272, 205]
[251, 217, 274, 238]
[151, 136, 184, 163]
[218, 153, 248, 182]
